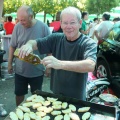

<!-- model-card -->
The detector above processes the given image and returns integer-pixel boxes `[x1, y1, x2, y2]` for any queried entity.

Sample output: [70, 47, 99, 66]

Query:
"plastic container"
[0, 50, 5, 64]
[1, 35, 12, 61]
[0, 62, 14, 80]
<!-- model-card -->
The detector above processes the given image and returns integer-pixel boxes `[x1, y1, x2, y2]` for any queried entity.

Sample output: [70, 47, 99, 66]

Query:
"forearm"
[26, 40, 38, 50]
[94, 31, 100, 40]
[8, 46, 15, 65]
[81, 27, 90, 35]
[80, 30, 88, 35]
[60, 59, 96, 73]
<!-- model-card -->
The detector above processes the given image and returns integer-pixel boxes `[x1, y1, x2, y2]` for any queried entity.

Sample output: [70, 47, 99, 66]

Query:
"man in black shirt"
[18, 6, 97, 100]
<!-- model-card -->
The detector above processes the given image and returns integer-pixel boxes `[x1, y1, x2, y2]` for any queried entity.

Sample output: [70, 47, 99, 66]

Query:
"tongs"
[14, 49, 41, 65]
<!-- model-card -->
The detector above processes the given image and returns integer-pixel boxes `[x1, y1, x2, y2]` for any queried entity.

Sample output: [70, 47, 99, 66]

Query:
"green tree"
[3, 0, 86, 22]
[3, 0, 23, 14]
[77, 0, 87, 12]
[86, 0, 120, 15]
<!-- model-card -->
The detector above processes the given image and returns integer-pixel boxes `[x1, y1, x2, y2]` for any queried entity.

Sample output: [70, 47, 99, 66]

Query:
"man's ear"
[80, 20, 82, 25]
[29, 15, 33, 20]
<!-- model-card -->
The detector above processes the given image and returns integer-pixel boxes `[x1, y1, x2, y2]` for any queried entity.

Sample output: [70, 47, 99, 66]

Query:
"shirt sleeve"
[36, 34, 54, 54]
[81, 21, 86, 31]
[43, 23, 51, 36]
[10, 25, 18, 48]
[83, 38, 97, 62]
[95, 22, 104, 33]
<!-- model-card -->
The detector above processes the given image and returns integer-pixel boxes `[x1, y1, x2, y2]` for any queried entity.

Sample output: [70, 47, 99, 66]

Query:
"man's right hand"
[19, 40, 37, 59]
[19, 44, 33, 59]
[8, 64, 13, 74]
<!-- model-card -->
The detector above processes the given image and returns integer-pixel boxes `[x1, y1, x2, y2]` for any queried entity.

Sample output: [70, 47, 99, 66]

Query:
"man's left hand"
[41, 56, 61, 69]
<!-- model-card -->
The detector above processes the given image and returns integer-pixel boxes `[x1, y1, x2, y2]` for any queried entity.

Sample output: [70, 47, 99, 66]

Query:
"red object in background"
[102, 87, 115, 95]
[49, 21, 61, 32]
[88, 72, 116, 96]
[88, 72, 97, 81]
[4, 22, 15, 35]
[98, 40, 103, 45]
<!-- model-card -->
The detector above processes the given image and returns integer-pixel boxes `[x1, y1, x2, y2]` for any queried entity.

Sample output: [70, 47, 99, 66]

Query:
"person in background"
[8, 5, 50, 106]
[49, 11, 63, 32]
[15, 18, 19, 24]
[108, 17, 120, 41]
[3, 16, 7, 25]
[113, 17, 120, 23]
[4, 16, 15, 35]
[94, 12, 114, 44]
[47, 19, 50, 26]
[18, 6, 97, 101]
[80, 11, 92, 35]
[89, 18, 99, 39]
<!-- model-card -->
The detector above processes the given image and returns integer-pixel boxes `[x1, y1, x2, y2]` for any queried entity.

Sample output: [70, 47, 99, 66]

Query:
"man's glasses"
[61, 21, 79, 26]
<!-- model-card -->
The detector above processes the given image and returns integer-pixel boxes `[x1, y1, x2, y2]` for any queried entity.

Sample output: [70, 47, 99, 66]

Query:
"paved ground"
[0, 76, 51, 120]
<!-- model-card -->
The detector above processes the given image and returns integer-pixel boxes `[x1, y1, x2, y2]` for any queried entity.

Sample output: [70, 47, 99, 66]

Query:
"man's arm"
[42, 56, 96, 73]
[94, 30, 100, 40]
[8, 46, 15, 64]
[94, 22, 104, 40]
[8, 46, 15, 73]
[60, 59, 96, 73]
[80, 30, 88, 35]
[80, 26, 92, 35]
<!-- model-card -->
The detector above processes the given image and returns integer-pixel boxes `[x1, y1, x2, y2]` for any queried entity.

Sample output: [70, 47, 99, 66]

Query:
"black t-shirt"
[37, 33, 97, 100]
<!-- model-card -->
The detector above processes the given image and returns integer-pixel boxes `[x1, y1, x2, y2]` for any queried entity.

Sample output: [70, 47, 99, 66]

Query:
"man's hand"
[19, 44, 33, 59]
[19, 40, 37, 59]
[41, 56, 61, 69]
[8, 64, 13, 74]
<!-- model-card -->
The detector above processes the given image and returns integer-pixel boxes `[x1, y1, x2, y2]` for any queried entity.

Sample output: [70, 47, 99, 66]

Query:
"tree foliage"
[3, 0, 84, 22]
[3, 0, 84, 14]
[86, 0, 120, 15]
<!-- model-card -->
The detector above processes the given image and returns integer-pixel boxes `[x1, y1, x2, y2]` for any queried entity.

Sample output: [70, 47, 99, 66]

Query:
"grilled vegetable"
[18, 106, 30, 113]
[42, 116, 50, 120]
[62, 108, 71, 114]
[22, 102, 34, 107]
[69, 113, 80, 120]
[29, 112, 37, 119]
[62, 102, 68, 109]
[24, 113, 30, 120]
[9, 112, 18, 120]
[32, 103, 42, 109]
[82, 112, 91, 120]
[44, 107, 53, 113]
[47, 97, 58, 102]
[52, 101, 62, 105]
[36, 111, 46, 117]
[52, 104, 62, 110]
[78, 107, 90, 112]
[69, 104, 76, 112]
[54, 115, 63, 120]
[26, 94, 37, 102]
[51, 111, 61, 116]
[64, 114, 70, 120]
[16, 108, 23, 120]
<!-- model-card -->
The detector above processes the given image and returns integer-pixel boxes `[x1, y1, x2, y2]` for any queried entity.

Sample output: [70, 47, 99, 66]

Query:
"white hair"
[60, 6, 81, 21]
[18, 5, 33, 17]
